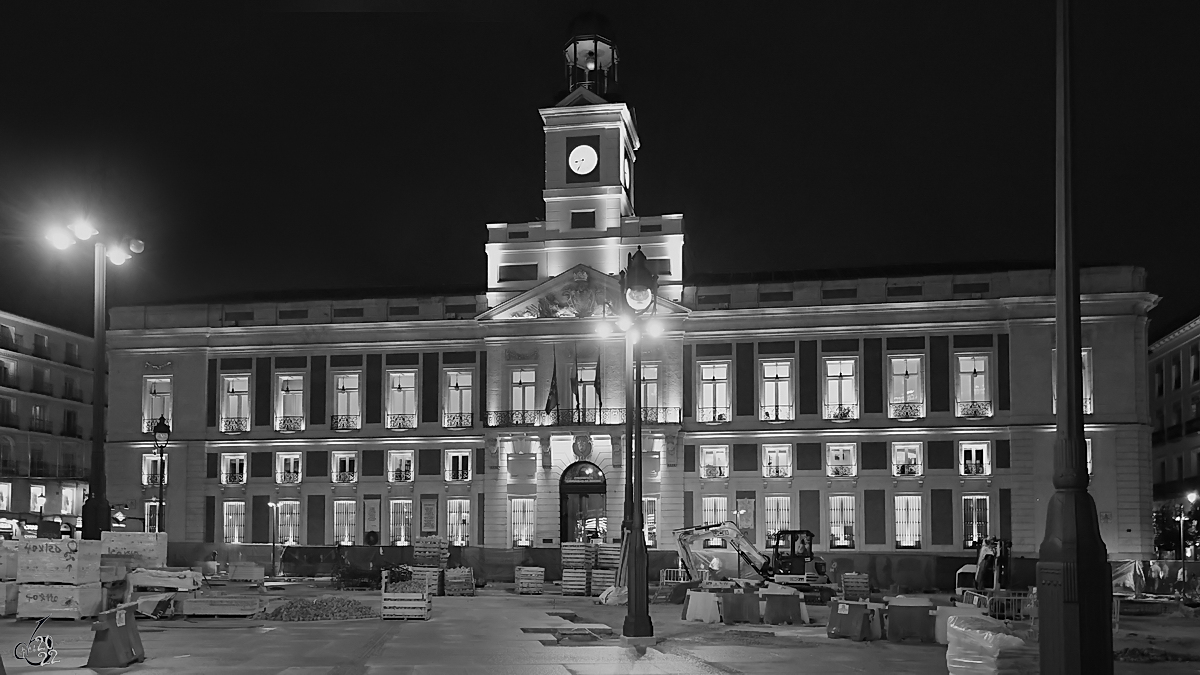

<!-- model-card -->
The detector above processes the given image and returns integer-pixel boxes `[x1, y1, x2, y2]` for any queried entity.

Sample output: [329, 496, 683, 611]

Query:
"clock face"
[568, 144, 598, 175]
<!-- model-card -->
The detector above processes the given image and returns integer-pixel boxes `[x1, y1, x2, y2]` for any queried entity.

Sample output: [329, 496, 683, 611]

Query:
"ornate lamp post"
[46, 219, 145, 540]
[151, 415, 170, 533]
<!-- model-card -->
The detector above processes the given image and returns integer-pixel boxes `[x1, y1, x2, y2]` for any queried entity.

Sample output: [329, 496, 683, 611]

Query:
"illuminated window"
[823, 358, 858, 421]
[220, 375, 250, 433]
[276, 452, 302, 484]
[444, 370, 473, 427]
[333, 499, 356, 545]
[701, 496, 727, 548]
[888, 356, 925, 419]
[220, 453, 246, 484]
[390, 499, 413, 545]
[827, 443, 857, 477]
[763, 444, 791, 478]
[895, 495, 921, 549]
[448, 498, 470, 546]
[61, 488, 75, 516]
[700, 445, 728, 478]
[698, 362, 730, 423]
[145, 500, 163, 533]
[142, 377, 173, 432]
[275, 373, 304, 432]
[388, 450, 414, 482]
[223, 501, 245, 544]
[760, 360, 794, 421]
[892, 442, 922, 477]
[641, 364, 659, 409]
[446, 450, 471, 482]
[643, 498, 658, 547]
[511, 498, 535, 547]
[1051, 348, 1094, 415]
[0, 483, 9, 511]
[332, 372, 361, 430]
[963, 495, 989, 548]
[332, 451, 357, 483]
[829, 495, 855, 548]
[142, 453, 167, 486]
[276, 500, 300, 545]
[576, 365, 599, 411]
[765, 496, 790, 536]
[511, 369, 537, 411]
[956, 355, 991, 418]
[1086, 438, 1093, 476]
[960, 442, 991, 476]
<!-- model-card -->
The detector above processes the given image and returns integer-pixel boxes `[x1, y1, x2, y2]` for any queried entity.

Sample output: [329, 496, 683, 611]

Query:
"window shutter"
[206, 359, 218, 427]
[795, 443, 822, 471]
[475, 447, 485, 475]
[366, 354, 383, 425]
[995, 440, 1011, 469]
[736, 343, 754, 417]
[254, 357, 271, 427]
[204, 496, 216, 543]
[798, 341, 818, 414]
[999, 489, 1012, 540]
[422, 353, 439, 423]
[252, 495, 270, 543]
[250, 452, 272, 478]
[861, 442, 887, 471]
[798, 490, 821, 535]
[305, 451, 328, 477]
[683, 345, 693, 418]
[206, 454, 219, 479]
[684, 445, 696, 473]
[864, 490, 886, 545]
[927, 441, 954, 470]
[418, 448, 441, 475]
[684, 491, 694, 527]
[929, 337, 950, 412]
[307, 495, 325, 545]
[310, 356, 327, 425]
[930, 489, 953, 545]
[998, 335, 1011, 411]
[361, 450, 385, 477]
[732, 444, 757, 472]
[863, 338, 883, 414]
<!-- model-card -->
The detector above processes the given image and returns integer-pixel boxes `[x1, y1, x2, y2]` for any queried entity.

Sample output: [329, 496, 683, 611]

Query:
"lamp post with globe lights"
[46, 218, 145, 540]
[151, 416, 170, 534]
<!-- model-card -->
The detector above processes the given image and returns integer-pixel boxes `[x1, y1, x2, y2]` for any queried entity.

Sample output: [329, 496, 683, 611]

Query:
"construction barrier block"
[87, 604, 145, 669]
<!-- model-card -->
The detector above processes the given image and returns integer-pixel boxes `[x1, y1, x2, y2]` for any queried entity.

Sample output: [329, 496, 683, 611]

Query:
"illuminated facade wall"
[1147, 316, 1200, 507]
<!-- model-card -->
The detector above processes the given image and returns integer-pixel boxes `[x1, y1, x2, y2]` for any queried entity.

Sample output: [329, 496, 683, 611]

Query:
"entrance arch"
[560, 461, 607, 544]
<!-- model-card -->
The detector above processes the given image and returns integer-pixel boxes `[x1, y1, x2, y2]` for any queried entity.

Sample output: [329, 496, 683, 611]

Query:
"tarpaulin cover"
[1111, 560, 1144, 595]
[946, 615, 1038, 675]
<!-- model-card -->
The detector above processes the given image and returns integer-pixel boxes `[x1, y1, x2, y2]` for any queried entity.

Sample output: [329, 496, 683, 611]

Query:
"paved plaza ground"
[0, 585, 1196, 674]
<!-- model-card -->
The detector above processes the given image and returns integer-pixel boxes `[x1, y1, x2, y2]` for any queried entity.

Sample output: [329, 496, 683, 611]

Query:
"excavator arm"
[673, 522, 770, 581]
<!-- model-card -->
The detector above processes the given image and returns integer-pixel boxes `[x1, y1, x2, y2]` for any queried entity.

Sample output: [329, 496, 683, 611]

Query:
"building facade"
[0, 310, 93, 538]
[1148, 316, 1200, 509]
[103, 29, 1157, 567]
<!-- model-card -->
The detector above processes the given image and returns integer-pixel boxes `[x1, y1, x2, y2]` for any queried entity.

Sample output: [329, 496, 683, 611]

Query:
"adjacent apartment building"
[0, 310, 92, 538]
[103, 27, 1157, 566]
[1148, 316, 1200, 508]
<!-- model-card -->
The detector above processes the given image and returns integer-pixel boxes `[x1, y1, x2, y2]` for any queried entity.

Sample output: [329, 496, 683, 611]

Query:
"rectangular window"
[1154, 364, 1164, 397]
[332, 451, 357, 483]
[61, 488, 75, 516]
[33, 334, 49, 358]
[0, 483, 9, 512]
[956, 355, 992, 418]
[829, 495, 856, 549]
[386, 369, 418, 429]
[1051, 349, 1094, 415]
[140, 377, 173, 434]
[823, 358, 859, 420]
[220, 375, 250, 433]
[963, 495, 989, 548]
[895, 495, 922, 549]
[643, 497, 658, 547]
[697, 362, 730, 423]
[445, 369, 473, 427]
[332, 372, 361, 429]
[1191, 345, 1200, 383]
[701, 496, 728, 547]
[32, 366, 51, 395]
[333, 499, 356, 545]
[700, 445, 728, 478]
[66, 342, 80, 366]
[760, 360, 794, 421]
[145, 500, 163, 533]
[221, 453, 246, 484]
[888, 355, 925, 419]
[892, 442, 923, 476]
[277, 500, 300, 545]
[763, 444, 792, 478]
[1086, 438, 1093, 476]
[765, 496, 791, 536]
[0, 359, 16, 388]
[223, 501, 246, 544]
[446, 450, 470, 481]
[390, 499, 413, 545]
[1172, 356, 1182, 390]
[640, 364, 659, 410]
[827, 443, 857, 477]
[960, 441, 991, 476]
[276, 452, 302, 484]
[388, 450, 414, 482]
[275, 373, 305, 432]
[570, 210, 596, 229]
[142, 453, 167, 486]
[576, 365, 599, 411]
[448, 498, 470, 546]
[30, 484, 46, 514]
[511, 497, 535, 547]
[498, 263, 538, 282]
[511, 369, 537, 411]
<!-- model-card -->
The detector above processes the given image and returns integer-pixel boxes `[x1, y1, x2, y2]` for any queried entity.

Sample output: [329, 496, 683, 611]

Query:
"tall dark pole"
[623, 334, 652, 637]
[1037, 0, 1113, 672]
[158, 448, 165, 532]
[82, 242, 110, 540]
[622, 332, 634, 550]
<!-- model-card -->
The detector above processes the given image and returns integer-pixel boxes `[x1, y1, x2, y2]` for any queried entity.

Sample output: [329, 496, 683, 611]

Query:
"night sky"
[0, 4, 1195, 341]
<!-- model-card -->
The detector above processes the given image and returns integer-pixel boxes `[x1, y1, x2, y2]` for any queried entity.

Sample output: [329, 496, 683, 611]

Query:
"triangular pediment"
[556, 86, 609, 108]
[477, 264, 688, 321]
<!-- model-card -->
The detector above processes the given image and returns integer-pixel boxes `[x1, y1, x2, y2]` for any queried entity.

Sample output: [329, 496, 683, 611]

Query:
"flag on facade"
[545, 354, 560, 414]
[595, 347, 602, 408]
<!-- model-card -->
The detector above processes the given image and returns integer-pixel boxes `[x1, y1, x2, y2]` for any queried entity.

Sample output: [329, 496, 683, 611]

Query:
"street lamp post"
[1181, 492, 1198, 588]
[47, 219, 144, 540]
[151, 416, 170, 534]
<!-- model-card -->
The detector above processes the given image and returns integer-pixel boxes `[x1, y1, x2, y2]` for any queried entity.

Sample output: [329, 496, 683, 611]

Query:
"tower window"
[498, 264, 538, 282]
[570, 211, 596, 229]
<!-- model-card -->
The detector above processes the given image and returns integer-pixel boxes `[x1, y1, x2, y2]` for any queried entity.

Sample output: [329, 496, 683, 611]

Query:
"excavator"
[671, 522, 831, 595]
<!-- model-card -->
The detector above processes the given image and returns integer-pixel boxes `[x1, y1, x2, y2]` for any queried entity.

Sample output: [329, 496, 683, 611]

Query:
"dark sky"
[0, 3, 1196, 341]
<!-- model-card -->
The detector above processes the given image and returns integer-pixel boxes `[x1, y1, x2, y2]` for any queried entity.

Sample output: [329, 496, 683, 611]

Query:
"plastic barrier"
[87, 603, 145, 668]
[946, 615, 1038, 675]
[827, 600, 876, 641]
[886, 596, 936, 643]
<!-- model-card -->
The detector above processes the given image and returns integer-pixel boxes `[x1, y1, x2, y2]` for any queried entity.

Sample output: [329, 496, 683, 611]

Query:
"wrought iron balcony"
[562, 407, 626, 426]
[889, 402, 925, 420]
[0, 412, 18, 429]
[827, 465, 857, 477]
[829, 535, 855, 549]
[333, 471, 357, 484]
[143, 418, 166, 433]
[390, 467, 412, 482]
[143, 473, 166, 486]
[893, 463, 923, 477]
[330, 415, 360, 431]
[702, 465, 727, 479]
[276, 471, 301, 484]
[63, 386, 84, 402]
[0, 462, 18, 477]
[763, 463, 792, 478]
[220, 417, 250, 434]
[961, 462, 991, 476]
[697, 406, 731, 424]
[29, 462, 51, 477]
[760, 405, 794, 423]
[485, 410, 544, 427]
[640, 407, 682, 424]
[445, 468, 471, 481]
[386, 413, 417, 430]
[443, 412, 473, 429]
[29, 418, 54, 434]
[60, 424, 82, 439]
[221, 472, 246, 484]
[64, 355, 81, 368]
[275, 416, 304, 433]
[59, 465, 81, 479]
[31, 382, 54, 396]
[956, 400, 993, 419]
[824, 404, 858, 422]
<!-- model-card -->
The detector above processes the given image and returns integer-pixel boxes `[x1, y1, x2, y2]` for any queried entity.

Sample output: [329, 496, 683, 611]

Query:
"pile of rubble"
[258, 596, 379, 621]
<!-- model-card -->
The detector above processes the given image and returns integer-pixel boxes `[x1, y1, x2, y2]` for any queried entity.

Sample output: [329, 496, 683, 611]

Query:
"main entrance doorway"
[560, 461, 607, 544]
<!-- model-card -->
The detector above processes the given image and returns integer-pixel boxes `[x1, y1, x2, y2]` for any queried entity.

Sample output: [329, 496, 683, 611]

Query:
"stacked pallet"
[0, 541, 17, 616]
[595, 543, 621, 570]
[413, 537, 450, 569]
[444, 567, 475, 596]
[561, 543, 594, 597]
[562, 568, 590, 596]
[381, 569, 431, 620]
[408, 565, 442, 594]
[516, 566, 544, 595]
[17, 538, 103, 620]
[590, 569, 617, 596]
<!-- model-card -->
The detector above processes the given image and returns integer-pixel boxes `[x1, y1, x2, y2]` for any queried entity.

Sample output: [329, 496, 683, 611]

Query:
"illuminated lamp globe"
[129, 239, 145, 254]
[1189, 491, 1198, 504]
[69, 218, 97, 240]
[47, 227, 75, 250]
[108, 246, 130, 265]
[152, 415, 171, 449]
[626, 287, 653, 312]
[585, 52, 597, 70]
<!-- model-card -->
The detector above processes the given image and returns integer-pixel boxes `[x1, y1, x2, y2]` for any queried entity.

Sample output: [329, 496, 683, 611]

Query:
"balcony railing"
[61, 424, 82, 439]
[220, 417, 250, 434]
[763, 464, 792, 478]
[333, 471, 357, 484]
[32, 346, 51, 360]
[0, 374, 18, 389]
[0, 412, 18, 429]
[390, 467, 412, 482]
[445, 468, 471, 481]
[827, 465, 857, 477]
[0, 462, 18, 476]
[275, 416, 304, 433]
[31, 381, 54, 396]
[889, 402, 925, 420]
[143, 418, 170, 433]
[896, 539, 922, 550]
[824, 404, 858, 422]
[443, 412, 473, 429]
[956, 400, 993, 419]
[893, 463, 923, 477]
[760, 405, 794, 423]
[640, 407, 682, 424]
[961, 462, 991, 476]
[29, 462, 51, 477]
[330, 415, 360, 431]
[64, 355, 81, 368]
[29, 418, 54, 434]
[221, 472, 246, 484]
[386, 413, 417, 430]
[702, 465, 727, 479]
[143, 473, 166, 486]
[0, 334, 20, 351]
[276, 471, 301, 484]
[697, 406, 731, 424]
[563, 407, 626, 426]
[486, 410, 544, 427]
[63, 386, 85, 402]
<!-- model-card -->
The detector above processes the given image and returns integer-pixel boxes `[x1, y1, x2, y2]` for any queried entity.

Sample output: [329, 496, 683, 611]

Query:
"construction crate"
[840, 573, 870, 601]
[444, 568, 475, 597]
[516, 567, 545, 595]
[595, 544, 621, 570]
[562, 568, 590, 596]
[590, 569, 617, 596]
[561, 543, 595, 570]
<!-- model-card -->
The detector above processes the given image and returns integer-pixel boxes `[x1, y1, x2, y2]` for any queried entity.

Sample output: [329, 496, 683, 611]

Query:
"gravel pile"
[1114, 647, 1197, 663]
[258, 596, 379, 621]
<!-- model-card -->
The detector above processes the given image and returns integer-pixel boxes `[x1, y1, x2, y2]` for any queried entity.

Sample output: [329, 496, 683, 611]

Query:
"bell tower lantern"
[563, 13, 619, 98]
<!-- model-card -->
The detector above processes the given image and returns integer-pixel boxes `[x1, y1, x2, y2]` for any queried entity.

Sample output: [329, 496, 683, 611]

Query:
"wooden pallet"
[561, 543, 595, 570]
[590, 570, 617, 596]
[562, 569, 590, 597]
[595, 544, 621, 570]
[382, 593, 431, 620]
[516, 566, 545, 595]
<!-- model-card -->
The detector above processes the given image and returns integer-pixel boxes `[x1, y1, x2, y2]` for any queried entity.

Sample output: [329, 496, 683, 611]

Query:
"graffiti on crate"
[14, 617, 59, 666]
